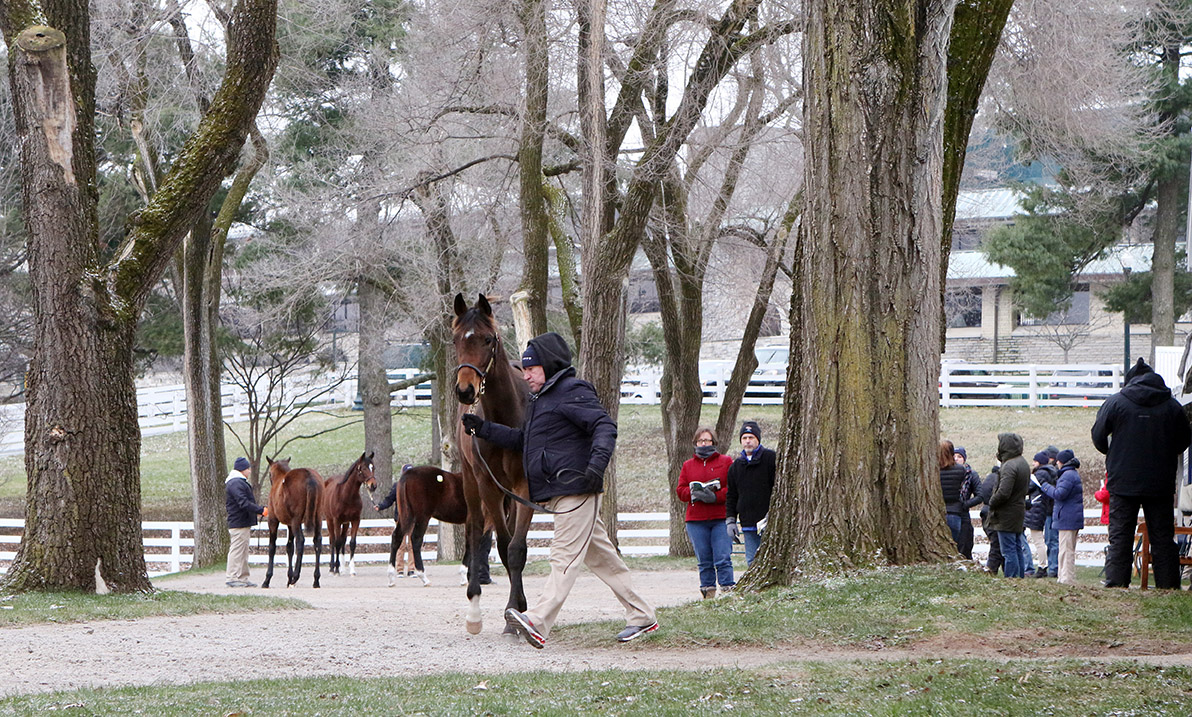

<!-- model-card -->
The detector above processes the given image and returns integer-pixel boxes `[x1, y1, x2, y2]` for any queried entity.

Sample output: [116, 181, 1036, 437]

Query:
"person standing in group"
[1026, 451, 1057, 578]
[976, 464, 1003, 573]
[986, 433, 1031, 578]
[954, 446, 981, 560]
[676, 427, 735, 599]
[461, 332, 657, 648]
[1035, 449, 1084, 585]
[726, 420, 776, 566]
[225, 457, 266, 588]
[939, 439, 969, 552]
[1092, 357, 1192, 589]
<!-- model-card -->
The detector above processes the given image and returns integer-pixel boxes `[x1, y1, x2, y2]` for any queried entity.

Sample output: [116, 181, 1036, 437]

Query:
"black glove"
[461, 413, 484, 435]
[585, 466, 604, 487]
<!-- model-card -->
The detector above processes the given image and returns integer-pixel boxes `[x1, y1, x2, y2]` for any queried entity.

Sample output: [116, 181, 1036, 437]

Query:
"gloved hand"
[726, 518, 741, 543]
[585, 466, 605, 487]
[372, 503, 381, 513]
[461, 413, 484, 435]
[261, 506, 269, 519]
[691, 486, 716, 504]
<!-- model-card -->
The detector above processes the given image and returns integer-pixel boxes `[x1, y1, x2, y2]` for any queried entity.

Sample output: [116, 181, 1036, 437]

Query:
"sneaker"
[1033, 567, 1049, 578]
[225, 580, 249, 588]
[504, 608, 546, 649]
[616, 622, 659, 642]
[241, 580, 257, 588]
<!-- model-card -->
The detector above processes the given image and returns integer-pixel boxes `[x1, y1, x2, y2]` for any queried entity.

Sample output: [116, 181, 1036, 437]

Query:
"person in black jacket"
[976, 465, 1003, 573]
[725, 420, 776, 566]
[955, 446, 981, 560]
[463, 332, 656, 648]
[939, 439, 969, 551]
[1026, 451, 1057, 577]
[1092, 357, 1192, 589]
[225, 457, 265, 587]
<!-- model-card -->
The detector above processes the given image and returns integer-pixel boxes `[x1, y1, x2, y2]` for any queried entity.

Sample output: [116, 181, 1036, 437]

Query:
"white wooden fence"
[1, 510, 1128, 578]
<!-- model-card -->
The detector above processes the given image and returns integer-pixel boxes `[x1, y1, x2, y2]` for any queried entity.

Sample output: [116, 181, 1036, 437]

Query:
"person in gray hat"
[725, 420, 776, 566]
[225, 457, 266, 587]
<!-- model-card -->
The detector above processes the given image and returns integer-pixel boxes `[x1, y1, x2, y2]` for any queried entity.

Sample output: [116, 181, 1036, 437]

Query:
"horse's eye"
[484, 336, 493, 345]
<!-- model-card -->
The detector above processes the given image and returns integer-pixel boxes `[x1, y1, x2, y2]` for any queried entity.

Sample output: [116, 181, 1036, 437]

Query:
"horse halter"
[454, 333, 501, 411]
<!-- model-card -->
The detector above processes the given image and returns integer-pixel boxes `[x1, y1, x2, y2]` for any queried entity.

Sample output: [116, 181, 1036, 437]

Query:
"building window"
[945, 287, 982, 328]
[1018, 285, 1090, 326]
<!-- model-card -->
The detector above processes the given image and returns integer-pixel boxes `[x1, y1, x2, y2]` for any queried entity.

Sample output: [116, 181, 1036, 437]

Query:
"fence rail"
[1, 510, 1123, 577]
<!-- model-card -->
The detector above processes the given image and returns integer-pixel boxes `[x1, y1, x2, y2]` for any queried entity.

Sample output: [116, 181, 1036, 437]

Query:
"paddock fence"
[0, 510, 1119, 578]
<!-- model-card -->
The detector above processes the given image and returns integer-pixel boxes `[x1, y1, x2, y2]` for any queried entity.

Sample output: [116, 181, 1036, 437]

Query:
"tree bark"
[1, 0, 278, 593]
[741, 0, 959, 589]
[518, 0, 551, 337]
[358, 275, 395, 488]
[1149, 44, 1183, 353]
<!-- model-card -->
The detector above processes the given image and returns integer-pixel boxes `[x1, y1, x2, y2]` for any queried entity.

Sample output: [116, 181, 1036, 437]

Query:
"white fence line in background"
[1, 358, 1178, 456]
[1, 510, 1121, 578]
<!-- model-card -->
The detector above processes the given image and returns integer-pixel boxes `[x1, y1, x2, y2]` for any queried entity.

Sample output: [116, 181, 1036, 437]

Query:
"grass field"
[0, 406, 1106, 519]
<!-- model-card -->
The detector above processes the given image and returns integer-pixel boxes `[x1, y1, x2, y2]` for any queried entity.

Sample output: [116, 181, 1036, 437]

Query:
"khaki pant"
[525, 494, 655, 637]
[1057, 529, 1079, 585]
[1029, 527, 1047, 569]
[226, 527, 251, 581]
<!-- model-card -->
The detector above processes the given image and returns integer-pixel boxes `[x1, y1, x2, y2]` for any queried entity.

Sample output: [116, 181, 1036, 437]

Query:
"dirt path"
[1, 565, 1189, 697]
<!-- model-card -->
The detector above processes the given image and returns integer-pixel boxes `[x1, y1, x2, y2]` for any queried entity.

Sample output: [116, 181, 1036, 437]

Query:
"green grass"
[0, 589, 307, 627]
[0, 405, 1107, 518]
[1, 661, 1189, 715]
[560, 564, 1192, 652]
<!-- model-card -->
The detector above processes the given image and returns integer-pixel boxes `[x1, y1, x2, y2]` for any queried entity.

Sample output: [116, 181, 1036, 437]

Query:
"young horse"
[262, 456, 324, 589]
[385, 464, 476, 587]
[453, 293, 533, 635]
[322, 451, 377, 577]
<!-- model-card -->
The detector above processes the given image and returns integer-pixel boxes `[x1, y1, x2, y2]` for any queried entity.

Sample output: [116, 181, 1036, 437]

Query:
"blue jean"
[686, 520, 735, 588]
[1020, 532, 1034, 573]
[744, 529, 762, 566]
[998, 531, 1026, 578]
[1044, 516, 1059, 575]
[946, 514, 963, 547]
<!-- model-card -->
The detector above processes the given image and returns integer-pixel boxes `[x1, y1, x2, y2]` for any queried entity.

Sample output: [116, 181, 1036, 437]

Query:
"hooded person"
[461, 332, 657, 648]
[1037, 449, 1084, 584]
[725, 420, 776, 566]
[1092, 357, 1192, 589]
[986, 433, 1031, 578]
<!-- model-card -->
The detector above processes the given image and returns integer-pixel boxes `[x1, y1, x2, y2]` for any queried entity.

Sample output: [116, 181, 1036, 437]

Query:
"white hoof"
[416, 570, 431, 587]
[349, 560, 356, 577]
[466, 595, 482, 634]
[466, 619, 483, 635]
[458, 564, 468, 586]
[387, 566, 397, 587]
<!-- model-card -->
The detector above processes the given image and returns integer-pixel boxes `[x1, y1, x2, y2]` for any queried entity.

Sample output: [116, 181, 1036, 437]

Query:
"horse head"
[266, 456, 291, 485]
[452, 293, 503, 406]
[353, 451, 377, 492]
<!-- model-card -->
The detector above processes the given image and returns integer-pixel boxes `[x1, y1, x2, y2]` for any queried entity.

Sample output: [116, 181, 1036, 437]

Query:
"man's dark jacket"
[986, 433, 1030, 533]
[475, 332, 617, 502]
[1091, 359, 1192, 497]
[725, 447, 776, 528]
[226, 471, 264, 529]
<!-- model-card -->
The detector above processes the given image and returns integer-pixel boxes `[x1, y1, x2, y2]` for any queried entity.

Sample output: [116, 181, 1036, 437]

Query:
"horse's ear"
[367, 451, 375, 461]
[454, 293, 468, 317]
[266, 455, 273, 465]
[477, 294, 492, 316]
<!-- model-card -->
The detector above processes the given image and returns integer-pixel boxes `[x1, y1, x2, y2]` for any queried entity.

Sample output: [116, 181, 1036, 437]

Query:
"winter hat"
[1056, 449, 1075, 465]
[1125, 357, 1154, 383]
[233, 457, 250, 472]
[520, 344, 541, 368]
[1032, 451, 1050, 465]
[954, 446, 967, 460]
[1045, 445, 1059, 461]
[740, 421, 761, 440]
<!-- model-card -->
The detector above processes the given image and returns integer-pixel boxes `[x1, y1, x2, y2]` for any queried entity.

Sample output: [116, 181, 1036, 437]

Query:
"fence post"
[940, 365, 952, 407]
[1029, 366, 1038, 409]
[172, 525, 181, 574]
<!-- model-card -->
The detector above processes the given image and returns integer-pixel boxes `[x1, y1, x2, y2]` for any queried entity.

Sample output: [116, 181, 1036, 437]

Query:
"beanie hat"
[1056, 449, 1074, 465]
[954, 446, 967, 460]
[1045, 445, 1059, 460]
[233, 457, 250, 472]
[521, 344, 541, 368]
[740, 421, 761, 440]
[1032, 451, 1050, 464]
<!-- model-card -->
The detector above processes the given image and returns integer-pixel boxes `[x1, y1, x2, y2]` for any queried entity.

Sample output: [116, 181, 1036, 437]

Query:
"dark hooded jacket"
[1039, 457, 1085, 531]
[1024, 463, 1057, 532]
[474, 332, 617, 502]
[939, 462, 969, 516]
[1091, 358, 1192, 497]
[986, 433, 1030, 533]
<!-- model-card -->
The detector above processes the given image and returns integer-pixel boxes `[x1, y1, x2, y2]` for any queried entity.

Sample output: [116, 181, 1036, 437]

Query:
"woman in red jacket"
[676, 427, 735, 599]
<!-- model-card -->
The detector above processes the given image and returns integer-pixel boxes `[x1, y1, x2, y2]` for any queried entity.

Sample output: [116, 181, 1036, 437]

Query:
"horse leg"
[494, 501, 531, 634]
[285, 532, 295, 587]
[262, 524, 279, 589]
[348, 519, 359, 576]
[463, 518, 485, 634]
[312, 518, 322, 588]
[411, 518, 431, 587]
[327, 520, 339, 575]
[289, 527, 303, 587]
[387, 523, 400, 586]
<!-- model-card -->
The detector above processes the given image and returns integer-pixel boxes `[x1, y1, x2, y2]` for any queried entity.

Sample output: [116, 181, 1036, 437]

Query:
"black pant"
[984, 526, 1003, 574]
[958, 517, 975, 560]
[1105, 493, 1179, 589]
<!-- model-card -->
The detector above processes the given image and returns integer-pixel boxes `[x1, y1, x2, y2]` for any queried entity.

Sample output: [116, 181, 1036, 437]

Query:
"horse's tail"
[395, 471, 411, 536]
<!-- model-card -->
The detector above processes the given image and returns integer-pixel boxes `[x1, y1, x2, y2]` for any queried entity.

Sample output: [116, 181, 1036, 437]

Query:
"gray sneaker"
[504, 608, 546, 649]
[616, 621, 659, 642]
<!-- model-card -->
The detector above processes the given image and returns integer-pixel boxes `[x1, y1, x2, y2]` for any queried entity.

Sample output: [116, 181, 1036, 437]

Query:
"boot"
[700, 586, 717, 600]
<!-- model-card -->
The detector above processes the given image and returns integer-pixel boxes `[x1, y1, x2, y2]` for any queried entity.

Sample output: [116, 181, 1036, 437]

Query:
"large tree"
[743, 0, 1011, 586]
[0, 0, 278, 593]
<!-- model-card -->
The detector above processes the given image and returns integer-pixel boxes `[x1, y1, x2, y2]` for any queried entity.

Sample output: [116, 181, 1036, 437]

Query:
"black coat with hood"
[1092, 358, 1192, 497]
[986, 433, 1030, 533]
[473, 332, 617, 503]
[1024, 463, 1057, 532]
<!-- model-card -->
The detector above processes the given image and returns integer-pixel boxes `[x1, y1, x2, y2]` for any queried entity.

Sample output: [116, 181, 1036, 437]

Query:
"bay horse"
[386, 464, 470, 587]
[323, 451, 377, 577]
[453, 293, 532, 635]
[262, 456, 324, 589]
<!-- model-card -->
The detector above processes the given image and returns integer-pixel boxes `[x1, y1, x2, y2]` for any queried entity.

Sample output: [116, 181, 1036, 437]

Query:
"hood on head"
[997, 432, 1023, 462]
[526, 332, 572, 380]
[1124, 357, 1153, 383]
[1121, 370, 1173, 407]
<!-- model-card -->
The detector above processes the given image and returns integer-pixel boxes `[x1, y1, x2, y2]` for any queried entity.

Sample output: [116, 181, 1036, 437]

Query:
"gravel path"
[3, 564, 1190, 698]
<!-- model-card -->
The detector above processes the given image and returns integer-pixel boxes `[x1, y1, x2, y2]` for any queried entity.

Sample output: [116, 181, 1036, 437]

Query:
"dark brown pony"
[262, 456, 324, 589]
[323, 451, 377, 577]
[453, 293, 532, 635]
[387, 464, 469, 587]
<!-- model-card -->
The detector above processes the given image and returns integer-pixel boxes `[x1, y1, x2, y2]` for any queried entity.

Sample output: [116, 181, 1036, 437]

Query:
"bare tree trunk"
[1150, 46, 1182, 353]
[358, 276, 394, 487]
[518, 0, 551, 337]
[0, 0, 278, 593]
[742, 0, 958, 588]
